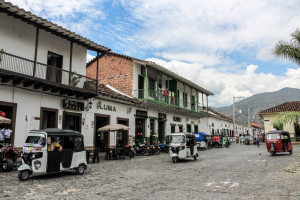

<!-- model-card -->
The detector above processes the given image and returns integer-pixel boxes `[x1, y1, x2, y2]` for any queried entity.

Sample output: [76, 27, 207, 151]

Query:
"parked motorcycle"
[148, 144, 160, 155]
[124, 145, 136, 158]
[0, 144, 20, 172]
[133, 142, 149, 156]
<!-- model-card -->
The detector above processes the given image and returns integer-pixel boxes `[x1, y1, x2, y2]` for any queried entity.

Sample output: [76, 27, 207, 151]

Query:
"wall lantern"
[86, 100, 93, 111]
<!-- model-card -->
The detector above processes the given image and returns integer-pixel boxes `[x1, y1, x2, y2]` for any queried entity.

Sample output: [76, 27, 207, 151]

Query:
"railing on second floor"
[0, 51, 97, 92]
[133, 89, 208, 113]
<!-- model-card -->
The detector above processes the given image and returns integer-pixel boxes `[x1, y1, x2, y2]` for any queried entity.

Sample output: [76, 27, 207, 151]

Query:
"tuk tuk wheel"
[289, 149, 293, 155]
[172, 157, 178, 163]
[2, 159, 14, 172]
[76, 164, 85, 175]
[271, 152, 276, 156]
[18, 170, 30, 181]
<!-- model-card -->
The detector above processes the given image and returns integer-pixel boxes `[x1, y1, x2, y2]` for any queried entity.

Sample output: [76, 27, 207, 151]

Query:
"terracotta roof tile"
[98, 84, 141, 104]
[259, 101, 300, 114]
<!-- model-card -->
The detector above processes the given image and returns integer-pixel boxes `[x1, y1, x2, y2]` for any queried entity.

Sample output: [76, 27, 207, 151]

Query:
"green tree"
[275, 111, 300, 125]
[273, 28, 300, 65]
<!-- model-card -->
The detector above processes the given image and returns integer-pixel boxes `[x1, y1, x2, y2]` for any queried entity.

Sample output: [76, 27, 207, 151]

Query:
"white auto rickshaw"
[18, 129, 87, 181]
[169, 132, 198, 163]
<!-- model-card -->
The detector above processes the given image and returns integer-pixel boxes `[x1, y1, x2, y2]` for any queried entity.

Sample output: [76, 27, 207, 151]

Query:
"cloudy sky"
[8, 0, 300, 107]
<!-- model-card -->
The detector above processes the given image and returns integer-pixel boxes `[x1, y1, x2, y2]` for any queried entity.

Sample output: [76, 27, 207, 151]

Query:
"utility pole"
[248, 106, 250, 136]
[233, 96, 245, 138]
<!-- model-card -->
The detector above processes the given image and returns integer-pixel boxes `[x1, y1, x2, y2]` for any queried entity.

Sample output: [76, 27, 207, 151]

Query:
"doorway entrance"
[117, 118, 129, 146]
[95, 114, 110, 152]
[171, 125, 176, 133]
[62, 111, 81, 132]
[150, 119, 155, 144]
[40, 107, 58, 129]
[158, 121, 165, 143]
[135, 118, 145, 144]
[0, 101, 17, 145]
[187, 124, 191, 133]
[194, 125, 198, 133]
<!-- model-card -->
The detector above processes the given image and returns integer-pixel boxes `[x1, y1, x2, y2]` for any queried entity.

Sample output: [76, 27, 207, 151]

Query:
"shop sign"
[158, 113, 167, 121]
[63, 100, 84, 111]
[98, 102, 116, 112]
[173, 117, 181, 122]
[136, 110, 148, 118]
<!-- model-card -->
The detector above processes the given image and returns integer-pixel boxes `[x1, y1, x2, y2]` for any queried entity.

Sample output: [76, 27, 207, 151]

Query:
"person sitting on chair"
[48, 137, 62, 152]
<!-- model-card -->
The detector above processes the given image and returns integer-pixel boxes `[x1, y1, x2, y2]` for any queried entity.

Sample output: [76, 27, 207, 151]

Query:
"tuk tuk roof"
[30, 128, 83, 137]
[267, 130, 289, 135]
[171, 132, 195, 138]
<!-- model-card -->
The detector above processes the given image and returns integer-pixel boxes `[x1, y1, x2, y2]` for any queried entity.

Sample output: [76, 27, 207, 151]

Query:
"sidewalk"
[292, 141, 300, 145]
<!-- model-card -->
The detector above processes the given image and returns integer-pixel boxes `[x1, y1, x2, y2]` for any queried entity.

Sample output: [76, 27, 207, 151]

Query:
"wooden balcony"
[134, 89, 209, 118]
[0, 51, 97, 99]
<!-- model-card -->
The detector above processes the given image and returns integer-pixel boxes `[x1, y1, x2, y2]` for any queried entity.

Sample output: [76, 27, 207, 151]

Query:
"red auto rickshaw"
[265, 130, 293, 156]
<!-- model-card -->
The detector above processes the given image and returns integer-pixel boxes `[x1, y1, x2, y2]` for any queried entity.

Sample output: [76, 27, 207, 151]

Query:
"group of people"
[161, 89, 175, 104]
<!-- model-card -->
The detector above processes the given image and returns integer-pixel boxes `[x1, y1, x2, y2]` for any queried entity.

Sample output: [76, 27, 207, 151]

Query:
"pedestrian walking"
[256, 135, 260, 147]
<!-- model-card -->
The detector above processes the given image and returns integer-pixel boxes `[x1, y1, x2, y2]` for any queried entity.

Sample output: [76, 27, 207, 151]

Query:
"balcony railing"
[0, 51, 97, 92]
[134, 89, 208, 113]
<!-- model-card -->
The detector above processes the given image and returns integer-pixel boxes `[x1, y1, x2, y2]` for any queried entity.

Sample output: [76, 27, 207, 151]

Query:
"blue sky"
[8, 0, 300, 107]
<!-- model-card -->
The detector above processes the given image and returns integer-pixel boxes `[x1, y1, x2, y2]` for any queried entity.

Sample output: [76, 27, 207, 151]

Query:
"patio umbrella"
[0, 116, 11, 124]
[98, 124, 130, 132]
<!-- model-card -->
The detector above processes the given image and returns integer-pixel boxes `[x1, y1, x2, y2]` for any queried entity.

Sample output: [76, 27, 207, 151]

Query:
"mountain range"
[213, 87, 300, 124]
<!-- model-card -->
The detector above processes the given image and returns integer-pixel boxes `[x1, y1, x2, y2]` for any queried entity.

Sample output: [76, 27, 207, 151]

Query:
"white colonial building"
[0, 1, 111, 147]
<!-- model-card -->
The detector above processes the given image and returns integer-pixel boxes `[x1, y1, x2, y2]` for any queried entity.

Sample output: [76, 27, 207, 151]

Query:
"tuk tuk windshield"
[171, 135, 185, 143]
[266, 133, 280, 140]
[25, 133, 46, 147]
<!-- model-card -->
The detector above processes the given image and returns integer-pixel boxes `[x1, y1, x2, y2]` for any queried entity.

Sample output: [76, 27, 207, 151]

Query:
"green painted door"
[187, 124, 191, 133]
[158, 121, 165, 142]
[171, 125, 176, 133]
[194, 125, 198, 133]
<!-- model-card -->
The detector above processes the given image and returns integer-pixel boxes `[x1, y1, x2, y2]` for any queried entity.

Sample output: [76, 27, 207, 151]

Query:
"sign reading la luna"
[98, 102, 116, 112]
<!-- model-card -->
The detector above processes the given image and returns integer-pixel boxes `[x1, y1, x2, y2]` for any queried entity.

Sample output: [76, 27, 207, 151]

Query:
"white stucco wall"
[0, 84, 137, 148]
[0, 12, 87, 80]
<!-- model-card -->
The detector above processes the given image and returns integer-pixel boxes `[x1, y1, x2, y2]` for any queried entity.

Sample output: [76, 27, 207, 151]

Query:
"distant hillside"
[213, 87, 300, 124]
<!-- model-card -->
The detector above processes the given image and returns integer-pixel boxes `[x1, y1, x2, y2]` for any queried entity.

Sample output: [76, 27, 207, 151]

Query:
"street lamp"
[233, 96, 245, 138]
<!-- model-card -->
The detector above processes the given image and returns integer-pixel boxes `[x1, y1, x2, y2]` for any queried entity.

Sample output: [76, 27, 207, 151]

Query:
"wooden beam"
[59, 89, 68, 95]
[23, 80, 35, 87]
[42, 85, 52, 91]
[34, 83, 43, 90]
[12, 78, 22, 86]
[50, 87, 61, 93]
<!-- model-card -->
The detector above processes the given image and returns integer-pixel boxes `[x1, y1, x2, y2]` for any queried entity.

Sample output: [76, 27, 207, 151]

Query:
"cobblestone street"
[1, 144, 300, 200]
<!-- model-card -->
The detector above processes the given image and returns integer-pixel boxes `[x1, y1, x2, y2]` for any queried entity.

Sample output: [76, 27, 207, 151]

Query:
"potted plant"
[71, 72, 81, 87]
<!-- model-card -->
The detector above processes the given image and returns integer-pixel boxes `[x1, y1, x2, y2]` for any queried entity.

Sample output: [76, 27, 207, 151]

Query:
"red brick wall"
[86, 55, 134, 97]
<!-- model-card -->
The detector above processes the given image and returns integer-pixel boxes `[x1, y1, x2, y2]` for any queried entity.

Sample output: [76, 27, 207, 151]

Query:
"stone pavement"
[1, 145, 300, 200]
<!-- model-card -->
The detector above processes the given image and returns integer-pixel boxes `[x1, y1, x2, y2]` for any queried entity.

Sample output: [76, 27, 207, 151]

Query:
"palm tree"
[275, 111, 300, 125]
[273, 28, 300, 66]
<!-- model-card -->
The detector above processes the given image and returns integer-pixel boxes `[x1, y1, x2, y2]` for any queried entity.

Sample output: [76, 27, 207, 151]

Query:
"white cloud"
[120, 0, 300, 65]
[86, 54, 95, 63]
[7, 0, 106, 36]
[147, 58, 300, 107]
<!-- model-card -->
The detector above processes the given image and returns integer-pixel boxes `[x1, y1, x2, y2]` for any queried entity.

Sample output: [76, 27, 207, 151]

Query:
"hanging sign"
[136, 110, 148, 118]
[63, 100, 84, 111]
